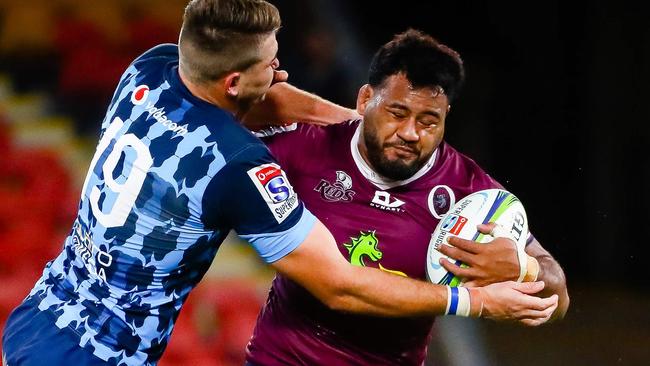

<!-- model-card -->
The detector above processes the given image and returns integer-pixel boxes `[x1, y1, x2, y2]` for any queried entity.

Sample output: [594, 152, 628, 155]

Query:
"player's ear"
[356, 84, 374, 115]
[224, 72, 241, 97]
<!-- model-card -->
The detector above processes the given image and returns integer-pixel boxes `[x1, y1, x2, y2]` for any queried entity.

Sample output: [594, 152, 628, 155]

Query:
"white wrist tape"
[490, 224, 528, 282]
[445, 286, 471, 317]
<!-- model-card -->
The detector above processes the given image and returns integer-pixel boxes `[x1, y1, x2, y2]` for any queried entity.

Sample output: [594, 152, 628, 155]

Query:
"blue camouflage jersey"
[23, 44, 314, 365]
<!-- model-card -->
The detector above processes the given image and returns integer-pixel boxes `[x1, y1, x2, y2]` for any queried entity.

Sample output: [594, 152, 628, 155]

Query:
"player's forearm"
[243, 82, 358, 127]
[328, 265, 451, 317]
[272, 220, 479, 318]
[535, 255, 569, 320]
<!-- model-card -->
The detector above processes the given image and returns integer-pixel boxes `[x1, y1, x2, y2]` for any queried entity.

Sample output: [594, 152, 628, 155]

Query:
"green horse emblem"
[343, 231, 383, 266]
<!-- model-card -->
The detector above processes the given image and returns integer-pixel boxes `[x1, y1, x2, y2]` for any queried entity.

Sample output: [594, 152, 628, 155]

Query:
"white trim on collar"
[350, 121, 437, 190]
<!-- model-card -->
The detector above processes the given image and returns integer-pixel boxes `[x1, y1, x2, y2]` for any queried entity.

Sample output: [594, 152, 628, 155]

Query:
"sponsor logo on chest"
[145, 102, 188, 137]
[370, 191, 405, 212]
[131, 84, 188, 137]
[314, 171, 356, 202]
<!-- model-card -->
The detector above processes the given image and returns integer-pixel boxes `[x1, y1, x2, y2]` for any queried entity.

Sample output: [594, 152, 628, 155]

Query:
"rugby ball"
[426, 189, 528, 286]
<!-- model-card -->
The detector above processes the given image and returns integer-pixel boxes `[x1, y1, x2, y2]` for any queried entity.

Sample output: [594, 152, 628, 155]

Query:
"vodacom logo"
[131, 85, 150, 106]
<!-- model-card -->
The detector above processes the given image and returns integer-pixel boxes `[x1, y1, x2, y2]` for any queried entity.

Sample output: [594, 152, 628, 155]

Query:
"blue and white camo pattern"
[24, 45, 312, 365]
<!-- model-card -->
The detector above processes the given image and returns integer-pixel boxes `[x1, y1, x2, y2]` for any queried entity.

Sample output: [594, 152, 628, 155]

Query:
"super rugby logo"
[314, 171, 356, 202]
[254, 165, 291, 202]
[440, 214, 468, 235]
[248, 163, 298, 223]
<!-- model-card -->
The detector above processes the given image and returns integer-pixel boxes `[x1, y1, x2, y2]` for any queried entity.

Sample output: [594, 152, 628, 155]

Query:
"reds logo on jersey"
[314, 170, 356, 202]
[248, 163, 298, 223]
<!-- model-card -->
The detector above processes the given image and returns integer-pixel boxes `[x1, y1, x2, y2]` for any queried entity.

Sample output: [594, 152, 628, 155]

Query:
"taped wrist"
[490, 223, 528, 282]
[523, 255, 540, 282]
[445, 286, 482, 317]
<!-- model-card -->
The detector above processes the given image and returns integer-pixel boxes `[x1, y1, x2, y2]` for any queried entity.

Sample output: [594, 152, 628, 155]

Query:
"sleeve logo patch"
[247, 163, 299, 223]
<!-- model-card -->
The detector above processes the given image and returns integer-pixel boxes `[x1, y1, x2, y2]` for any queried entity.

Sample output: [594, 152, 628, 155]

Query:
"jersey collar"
[350, 121, 437, 190]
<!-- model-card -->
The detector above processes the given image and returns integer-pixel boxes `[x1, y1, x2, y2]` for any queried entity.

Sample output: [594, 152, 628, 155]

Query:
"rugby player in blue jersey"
[2, 1, 558, 365]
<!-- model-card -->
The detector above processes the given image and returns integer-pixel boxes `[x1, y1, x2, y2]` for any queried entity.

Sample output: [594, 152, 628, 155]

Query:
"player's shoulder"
[438, 142, 501, 188]
[441, 143, 482, 168]
[210, 118, 271, 165]
[121, 44, 178, 83]
[261, 119, 359, 141]
[110, 44, 178, 98]
[261, 119, 359, 166]
[303, 118, 361, 140]
[132, 44, 179, 66]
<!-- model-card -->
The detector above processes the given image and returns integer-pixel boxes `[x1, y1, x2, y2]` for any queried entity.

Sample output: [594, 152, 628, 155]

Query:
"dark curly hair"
[368, 29, 465, 102]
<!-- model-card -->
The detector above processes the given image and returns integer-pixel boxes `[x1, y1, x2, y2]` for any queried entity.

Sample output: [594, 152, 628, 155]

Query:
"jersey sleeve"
[202, 143, 316, 263]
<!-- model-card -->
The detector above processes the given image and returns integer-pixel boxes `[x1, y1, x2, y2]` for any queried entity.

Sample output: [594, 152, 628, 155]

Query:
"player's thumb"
[513, 280, 545, 295]
[477, 222, 496, 234]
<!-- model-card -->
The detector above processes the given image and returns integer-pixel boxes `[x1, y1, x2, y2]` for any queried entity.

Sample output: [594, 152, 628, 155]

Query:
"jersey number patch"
[82, 117, 153, 228]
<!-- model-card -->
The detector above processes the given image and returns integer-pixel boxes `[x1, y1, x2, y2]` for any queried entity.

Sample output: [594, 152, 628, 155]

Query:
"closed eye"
[390, 110, 406, 119]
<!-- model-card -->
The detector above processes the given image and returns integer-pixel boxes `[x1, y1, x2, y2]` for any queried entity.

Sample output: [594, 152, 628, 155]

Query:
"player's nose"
[396, 118, 419, 142]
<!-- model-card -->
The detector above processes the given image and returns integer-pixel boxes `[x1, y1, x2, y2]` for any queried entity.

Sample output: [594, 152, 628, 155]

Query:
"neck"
[178, 68, 240, 117]
[356, 127, 375, 171]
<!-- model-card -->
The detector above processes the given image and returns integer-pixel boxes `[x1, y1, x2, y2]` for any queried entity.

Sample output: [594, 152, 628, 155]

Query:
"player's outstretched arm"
[271, 219, 558, 325]
[242, 82, 359, 129]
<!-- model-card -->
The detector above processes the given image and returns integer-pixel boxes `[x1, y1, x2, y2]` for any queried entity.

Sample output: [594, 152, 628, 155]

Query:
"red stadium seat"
[159, 278, 265, 366]
[0, 146, 73, 276]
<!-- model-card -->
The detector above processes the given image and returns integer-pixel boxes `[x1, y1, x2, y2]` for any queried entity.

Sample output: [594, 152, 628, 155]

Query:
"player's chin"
[384, 151, 419, 166]
[378, 159, 420, 180]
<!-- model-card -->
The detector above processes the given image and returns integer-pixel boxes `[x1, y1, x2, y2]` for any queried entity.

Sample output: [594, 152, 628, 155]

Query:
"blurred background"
[0, 0, 648, 365]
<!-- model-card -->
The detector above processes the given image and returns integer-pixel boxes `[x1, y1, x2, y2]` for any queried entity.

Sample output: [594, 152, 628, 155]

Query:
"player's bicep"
[525, 238, 552, 260]
[202, 145, 315, 263]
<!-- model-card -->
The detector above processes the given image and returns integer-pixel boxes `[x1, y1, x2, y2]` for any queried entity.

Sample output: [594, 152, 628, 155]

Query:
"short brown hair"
[179, 0, 281, 84]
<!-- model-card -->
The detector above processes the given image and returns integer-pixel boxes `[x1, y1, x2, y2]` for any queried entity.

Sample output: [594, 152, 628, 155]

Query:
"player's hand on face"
[478, 281, 558, 326]
[272, 69, 289, 85]
[438, 222, 520, 287]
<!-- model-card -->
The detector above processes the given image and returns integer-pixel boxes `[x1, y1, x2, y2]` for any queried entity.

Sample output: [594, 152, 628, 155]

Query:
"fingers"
[272, 70, 289, 85]
[511, 280, 546, 295]
[439, 258, 474, 278]
[531, 294, 559, 311]
[438, 243, 475, 263]
[516, 296, 558, 326]
[446, 236, 483, 254]
[463, 280, 476, 287]
[519, 318, 547, 327]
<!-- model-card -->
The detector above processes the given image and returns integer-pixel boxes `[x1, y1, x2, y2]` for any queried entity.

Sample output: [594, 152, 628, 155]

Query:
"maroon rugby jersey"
[246, 120, 502, 366]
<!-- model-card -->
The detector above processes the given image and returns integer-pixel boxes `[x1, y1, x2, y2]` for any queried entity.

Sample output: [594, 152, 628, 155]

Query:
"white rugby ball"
[426, 189, 528, 286]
